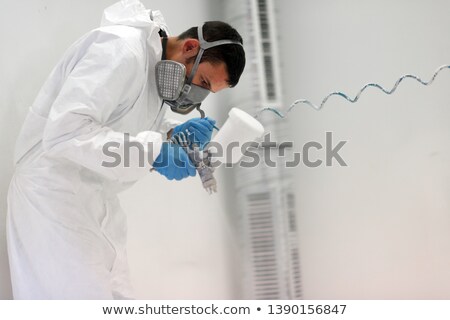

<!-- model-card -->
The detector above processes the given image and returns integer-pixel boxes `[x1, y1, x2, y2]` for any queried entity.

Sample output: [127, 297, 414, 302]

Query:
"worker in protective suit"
[6, 0, 245, 299]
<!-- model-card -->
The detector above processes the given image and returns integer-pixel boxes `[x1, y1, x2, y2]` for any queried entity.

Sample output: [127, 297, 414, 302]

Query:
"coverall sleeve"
[157, 117, 182, 136]
[42, 33, 162, 183]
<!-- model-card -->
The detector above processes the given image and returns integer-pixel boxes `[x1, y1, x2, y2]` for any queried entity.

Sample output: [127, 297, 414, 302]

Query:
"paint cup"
[209, 108, 265, 165]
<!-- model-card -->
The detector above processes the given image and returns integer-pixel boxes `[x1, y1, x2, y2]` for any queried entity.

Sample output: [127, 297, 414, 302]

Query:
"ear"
[181, 39, 200, 60]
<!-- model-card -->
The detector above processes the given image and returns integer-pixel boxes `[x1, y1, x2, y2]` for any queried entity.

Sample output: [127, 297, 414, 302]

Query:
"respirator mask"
[155, 25, 243, 116]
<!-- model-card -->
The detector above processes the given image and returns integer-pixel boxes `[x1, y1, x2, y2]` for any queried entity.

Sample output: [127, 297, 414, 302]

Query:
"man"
[6, 0, 245, 299]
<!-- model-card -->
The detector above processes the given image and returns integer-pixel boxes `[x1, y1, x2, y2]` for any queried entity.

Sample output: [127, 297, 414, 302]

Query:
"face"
[171, 38, 230, 93]
[185, 60, 230, 93]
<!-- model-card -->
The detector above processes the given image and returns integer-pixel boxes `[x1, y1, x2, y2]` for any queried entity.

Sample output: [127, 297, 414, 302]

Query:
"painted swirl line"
[255, 64, 450, 118]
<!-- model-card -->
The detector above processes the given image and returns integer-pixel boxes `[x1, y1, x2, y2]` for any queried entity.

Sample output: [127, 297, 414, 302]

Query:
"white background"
[1, 0, 450, 299]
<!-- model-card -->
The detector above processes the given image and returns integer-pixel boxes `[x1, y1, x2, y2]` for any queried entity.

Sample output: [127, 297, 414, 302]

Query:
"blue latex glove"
[152, 142, 196, 180]
[172, 117, 216, 150]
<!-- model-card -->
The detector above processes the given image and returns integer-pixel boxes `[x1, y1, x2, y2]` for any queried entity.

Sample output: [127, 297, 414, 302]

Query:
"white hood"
[101, 0, 169, 35]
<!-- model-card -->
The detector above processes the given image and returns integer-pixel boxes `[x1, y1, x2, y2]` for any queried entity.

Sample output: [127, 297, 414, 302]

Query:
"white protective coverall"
[6, 0, 179, 299]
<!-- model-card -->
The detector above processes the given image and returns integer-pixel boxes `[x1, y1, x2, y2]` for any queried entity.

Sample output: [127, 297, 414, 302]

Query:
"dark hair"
[178, 21, 246, 87]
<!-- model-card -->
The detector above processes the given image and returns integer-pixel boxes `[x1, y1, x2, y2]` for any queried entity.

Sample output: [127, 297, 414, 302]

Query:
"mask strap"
[186, 49, 205, 85]
[158, 28, 168, 37]
[198, 25, 243, 49]
[186, 25, 243, 84]
[159, 28, 169, 60]
[161, 37, 168, 60]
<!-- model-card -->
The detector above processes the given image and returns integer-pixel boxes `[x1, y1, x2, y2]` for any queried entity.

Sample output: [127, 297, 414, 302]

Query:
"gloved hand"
[172, 117, 216, 150]
[152, 142, 196, 180]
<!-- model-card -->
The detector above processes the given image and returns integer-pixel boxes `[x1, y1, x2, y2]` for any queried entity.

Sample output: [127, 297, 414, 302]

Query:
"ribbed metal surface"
[286, 193, 302, 298]
[257, 0, 277, 101]
[222, 0, 302, 300]
[247, 192, 280, 299]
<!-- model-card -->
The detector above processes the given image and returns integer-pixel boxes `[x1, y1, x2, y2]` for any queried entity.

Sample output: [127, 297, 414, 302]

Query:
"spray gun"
[169, 108, 265, 194]
[170, 131, 217, 194]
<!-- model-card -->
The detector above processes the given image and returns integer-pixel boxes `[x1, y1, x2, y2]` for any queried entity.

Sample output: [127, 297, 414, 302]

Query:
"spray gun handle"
[170, 130, 217, 193]
[185, 144, 217, 194]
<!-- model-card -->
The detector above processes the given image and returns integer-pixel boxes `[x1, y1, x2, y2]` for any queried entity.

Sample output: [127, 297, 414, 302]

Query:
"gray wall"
[276, 0, 450, 299]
